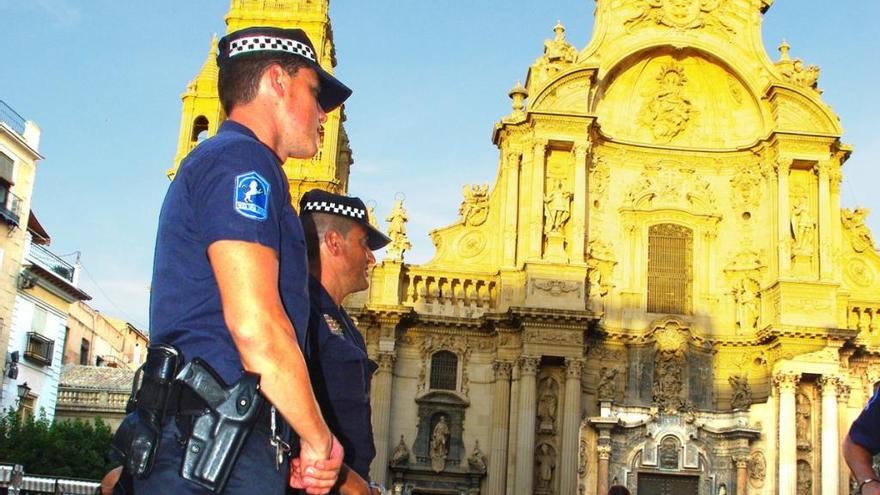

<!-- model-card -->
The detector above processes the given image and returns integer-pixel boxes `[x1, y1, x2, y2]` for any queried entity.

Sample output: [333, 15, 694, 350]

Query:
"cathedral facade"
[177, 1, 879, 494]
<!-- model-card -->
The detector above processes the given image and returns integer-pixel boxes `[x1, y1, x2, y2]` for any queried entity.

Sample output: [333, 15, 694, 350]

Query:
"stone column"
[837, 381, 852, 495]
[531, 141, 547, 259]
[513, 356, 540, 494]
[774, 372, 800, 495]
[818, 375, 840, 495]
[777, 158, 792, 273]
[596, 445, 612, 495]
[370, 352, 396, 485]
[734, 456, 749, 495]
[503, 150, 521, 267]
[817, 162, 832, 279]
[488, 361, 513, 495]
[559, 359, 584, 495]
[570, 143, 589, 263]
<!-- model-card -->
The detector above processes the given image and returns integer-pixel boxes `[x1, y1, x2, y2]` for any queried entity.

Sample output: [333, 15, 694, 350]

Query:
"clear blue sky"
[0, 1, 877, 330]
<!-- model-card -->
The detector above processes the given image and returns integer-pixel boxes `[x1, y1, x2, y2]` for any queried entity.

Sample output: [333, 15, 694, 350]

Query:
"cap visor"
[366, 226, 392, 250]
[315, 65, 352, 112]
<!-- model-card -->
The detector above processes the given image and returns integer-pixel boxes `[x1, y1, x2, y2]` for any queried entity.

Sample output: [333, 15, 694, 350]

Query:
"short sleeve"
[191, 141, 284, 250]
[849, 386, 880, 455]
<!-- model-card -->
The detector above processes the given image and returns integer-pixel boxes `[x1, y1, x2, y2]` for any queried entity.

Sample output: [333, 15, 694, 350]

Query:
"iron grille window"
[647, 223, 693, 314]
[80, 338, 90, 366]
[24, 332, 54, 366]
[430, 351, 458, 391]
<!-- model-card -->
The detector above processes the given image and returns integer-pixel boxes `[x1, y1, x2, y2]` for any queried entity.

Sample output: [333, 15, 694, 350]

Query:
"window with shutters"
[429, 351, 458, 391]
[647, 223, 693, 314]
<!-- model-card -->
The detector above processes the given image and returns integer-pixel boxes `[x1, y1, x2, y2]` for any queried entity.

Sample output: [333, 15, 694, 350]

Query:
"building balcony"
[27, 242, 75, 283]
[0, 99, 26, 136]
[24, 331, 54, 366]
[0, 190, 22, 227]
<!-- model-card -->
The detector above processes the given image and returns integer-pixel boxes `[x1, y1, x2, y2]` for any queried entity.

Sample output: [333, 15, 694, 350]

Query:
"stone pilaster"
[503, 150, 521, 267]
[596, 445, 612, 495]
[818, 375, 840, 495]
[513, 356, 540, 494]
[837, 381, 852, 495]
[488, 361, 513, 495]
[531, 141, 547, 259]
[559, 359, 583, 495]
[817, 162, 832, 279]
[570, 142, 589, 263]
[370, 352, 396, 485]
[774, 372, 800, 495]
[777, 158, 792, 273]
[734, 456, 749, 495]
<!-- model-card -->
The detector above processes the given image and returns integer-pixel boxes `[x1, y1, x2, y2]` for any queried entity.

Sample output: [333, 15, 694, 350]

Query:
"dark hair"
[608, 486, 631, 495]
[217, 52, 309, 115]
[301, 212, 355, 262]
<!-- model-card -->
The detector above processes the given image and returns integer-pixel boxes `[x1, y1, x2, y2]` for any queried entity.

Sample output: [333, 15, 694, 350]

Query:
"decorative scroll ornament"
[459, 183, 490, 226]
[385, 197, 412, 262]
[842, 208, 876, 253]
[625, 0, 737, 34]
[639, 64, 693, 143]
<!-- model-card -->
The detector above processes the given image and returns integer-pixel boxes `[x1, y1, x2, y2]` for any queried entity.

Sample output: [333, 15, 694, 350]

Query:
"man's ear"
[264, 64, 287, 97]
[322, 229, 343, 255]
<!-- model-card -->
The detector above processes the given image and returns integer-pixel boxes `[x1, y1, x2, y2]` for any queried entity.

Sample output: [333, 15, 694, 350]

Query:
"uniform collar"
[309, 275, 341, 312]
[218, 120, 281, 164]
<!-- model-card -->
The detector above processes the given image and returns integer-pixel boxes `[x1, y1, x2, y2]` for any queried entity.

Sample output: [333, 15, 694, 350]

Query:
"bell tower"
[169, 0, 353, 205]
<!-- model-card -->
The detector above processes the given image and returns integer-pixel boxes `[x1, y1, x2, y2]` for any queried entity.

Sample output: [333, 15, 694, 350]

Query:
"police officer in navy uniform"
[136, 27, 351, 495]
[292, 190, 391, 495]
[845, 387, 880, 494]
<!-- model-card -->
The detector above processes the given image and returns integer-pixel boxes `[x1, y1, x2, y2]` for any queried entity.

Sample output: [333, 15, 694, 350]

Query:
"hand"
[290, 435, 344, 494]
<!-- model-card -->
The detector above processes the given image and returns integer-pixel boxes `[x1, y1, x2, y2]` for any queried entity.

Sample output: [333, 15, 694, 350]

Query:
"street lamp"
[17, 382, 30, 402]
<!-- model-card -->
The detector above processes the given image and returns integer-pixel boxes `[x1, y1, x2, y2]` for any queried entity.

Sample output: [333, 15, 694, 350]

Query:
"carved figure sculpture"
[748, 451, 766, 486]
[430, 416, 450, 472]
[543, 180, 572, 234]
[597, 367, 618, 400]
[385, 198, 412, 262]
[467, 440, 487, 473]
[653, 346, 685, 413]
[796, 392, 811, 450]
[459, 183, 490, 226]
[391, 435, 410, 466]
[535, 443, 556, 490]
[734, 278, 759, 332]
[842, 208, 876, 253]
[728, 374, 752, 410]
[639, 65, 692, 142]
[537, 377, 559, 431]
[790, 196, 815, 255]
[796, 460, 812, 495]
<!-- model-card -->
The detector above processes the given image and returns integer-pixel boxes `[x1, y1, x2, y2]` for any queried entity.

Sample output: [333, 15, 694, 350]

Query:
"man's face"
[279, 67, 327, 159]
[339, 223, 375, 295]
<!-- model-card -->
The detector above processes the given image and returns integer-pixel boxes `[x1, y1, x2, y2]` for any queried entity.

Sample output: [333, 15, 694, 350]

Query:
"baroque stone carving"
[796, 460, 812, 495]
[467, 440, 487, 473]
[790, 196, 816, 256]
[728, 374, 752, 410]
[430, 415, 450, 472]
[638, 64, 692, 143]
[597, 366, 619, 401]
[776, 41, 820, 91]
[385, 197, 412, 262]
[532, 278, 581, 297]
[391, 435, 411, 466]
[459, 183, 490, 226]
[418, 335, 472, 396]
[535, 443, 557, 492]
[625, 0, 736, 34]
[729, 160, 765, 208]
[842, 208, 876, 253]
[658, 436, 680, 469]
[748, 450, 766, 487]
[589, 156, 610, 208]
[624, 164, 717, 213]
[530, 21, 578, 90]
[796, 391, 812, 451]
[537, 377, 559, 432]
[733, 277, 760, 333]
[544, 179, 573, 234]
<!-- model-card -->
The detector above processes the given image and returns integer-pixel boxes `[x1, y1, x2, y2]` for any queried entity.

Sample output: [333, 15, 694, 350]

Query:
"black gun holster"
[109, 343, 182, 479]
[176, 358, 264, 493]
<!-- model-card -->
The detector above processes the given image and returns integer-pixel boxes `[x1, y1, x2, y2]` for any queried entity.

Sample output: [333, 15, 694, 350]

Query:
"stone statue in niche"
[391, 435, 410, 466]
[597, 366, 618, 401]
[467, 440, 487, 473]
[796, 392, 812, 450]
[459, 183, 490, 226]
[733, 278, 759, 333]
[790, 196, 816, 256]
[537, 377, 559, 432]
[430, 416, 450, 472]
[728, 374, 752, 410]
[796, 460, 812, 495]
[543, 179, 572, 234]
[535, 443, 556, 492]
[653, 347, 685, 413]
[639, 64, 692, 143]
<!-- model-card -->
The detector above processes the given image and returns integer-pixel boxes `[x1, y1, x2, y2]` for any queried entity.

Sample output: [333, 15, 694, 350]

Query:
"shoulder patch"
[234, 171, 270, 220]
[323, 313, 346, 339]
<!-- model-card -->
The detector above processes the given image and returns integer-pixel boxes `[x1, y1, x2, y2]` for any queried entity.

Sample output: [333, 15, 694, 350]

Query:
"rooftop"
[60, 364, 135, 391]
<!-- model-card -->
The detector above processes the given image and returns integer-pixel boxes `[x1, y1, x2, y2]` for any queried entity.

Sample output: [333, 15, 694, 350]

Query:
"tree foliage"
[0, 408, 114, 480]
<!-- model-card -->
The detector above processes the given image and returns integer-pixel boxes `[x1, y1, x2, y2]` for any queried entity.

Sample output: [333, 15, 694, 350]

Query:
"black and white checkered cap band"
[228, 35, 316, 62]
[303, 201, 366, 219]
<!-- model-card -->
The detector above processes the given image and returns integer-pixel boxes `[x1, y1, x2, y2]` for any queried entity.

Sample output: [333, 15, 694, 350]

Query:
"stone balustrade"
[403, 270, 498, 312]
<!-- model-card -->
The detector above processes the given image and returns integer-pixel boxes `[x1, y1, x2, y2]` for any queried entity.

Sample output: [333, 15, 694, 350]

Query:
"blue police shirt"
[149, 120, 310, 386]
[303, 276, 377, 480]
[850, 386, 880, 455]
